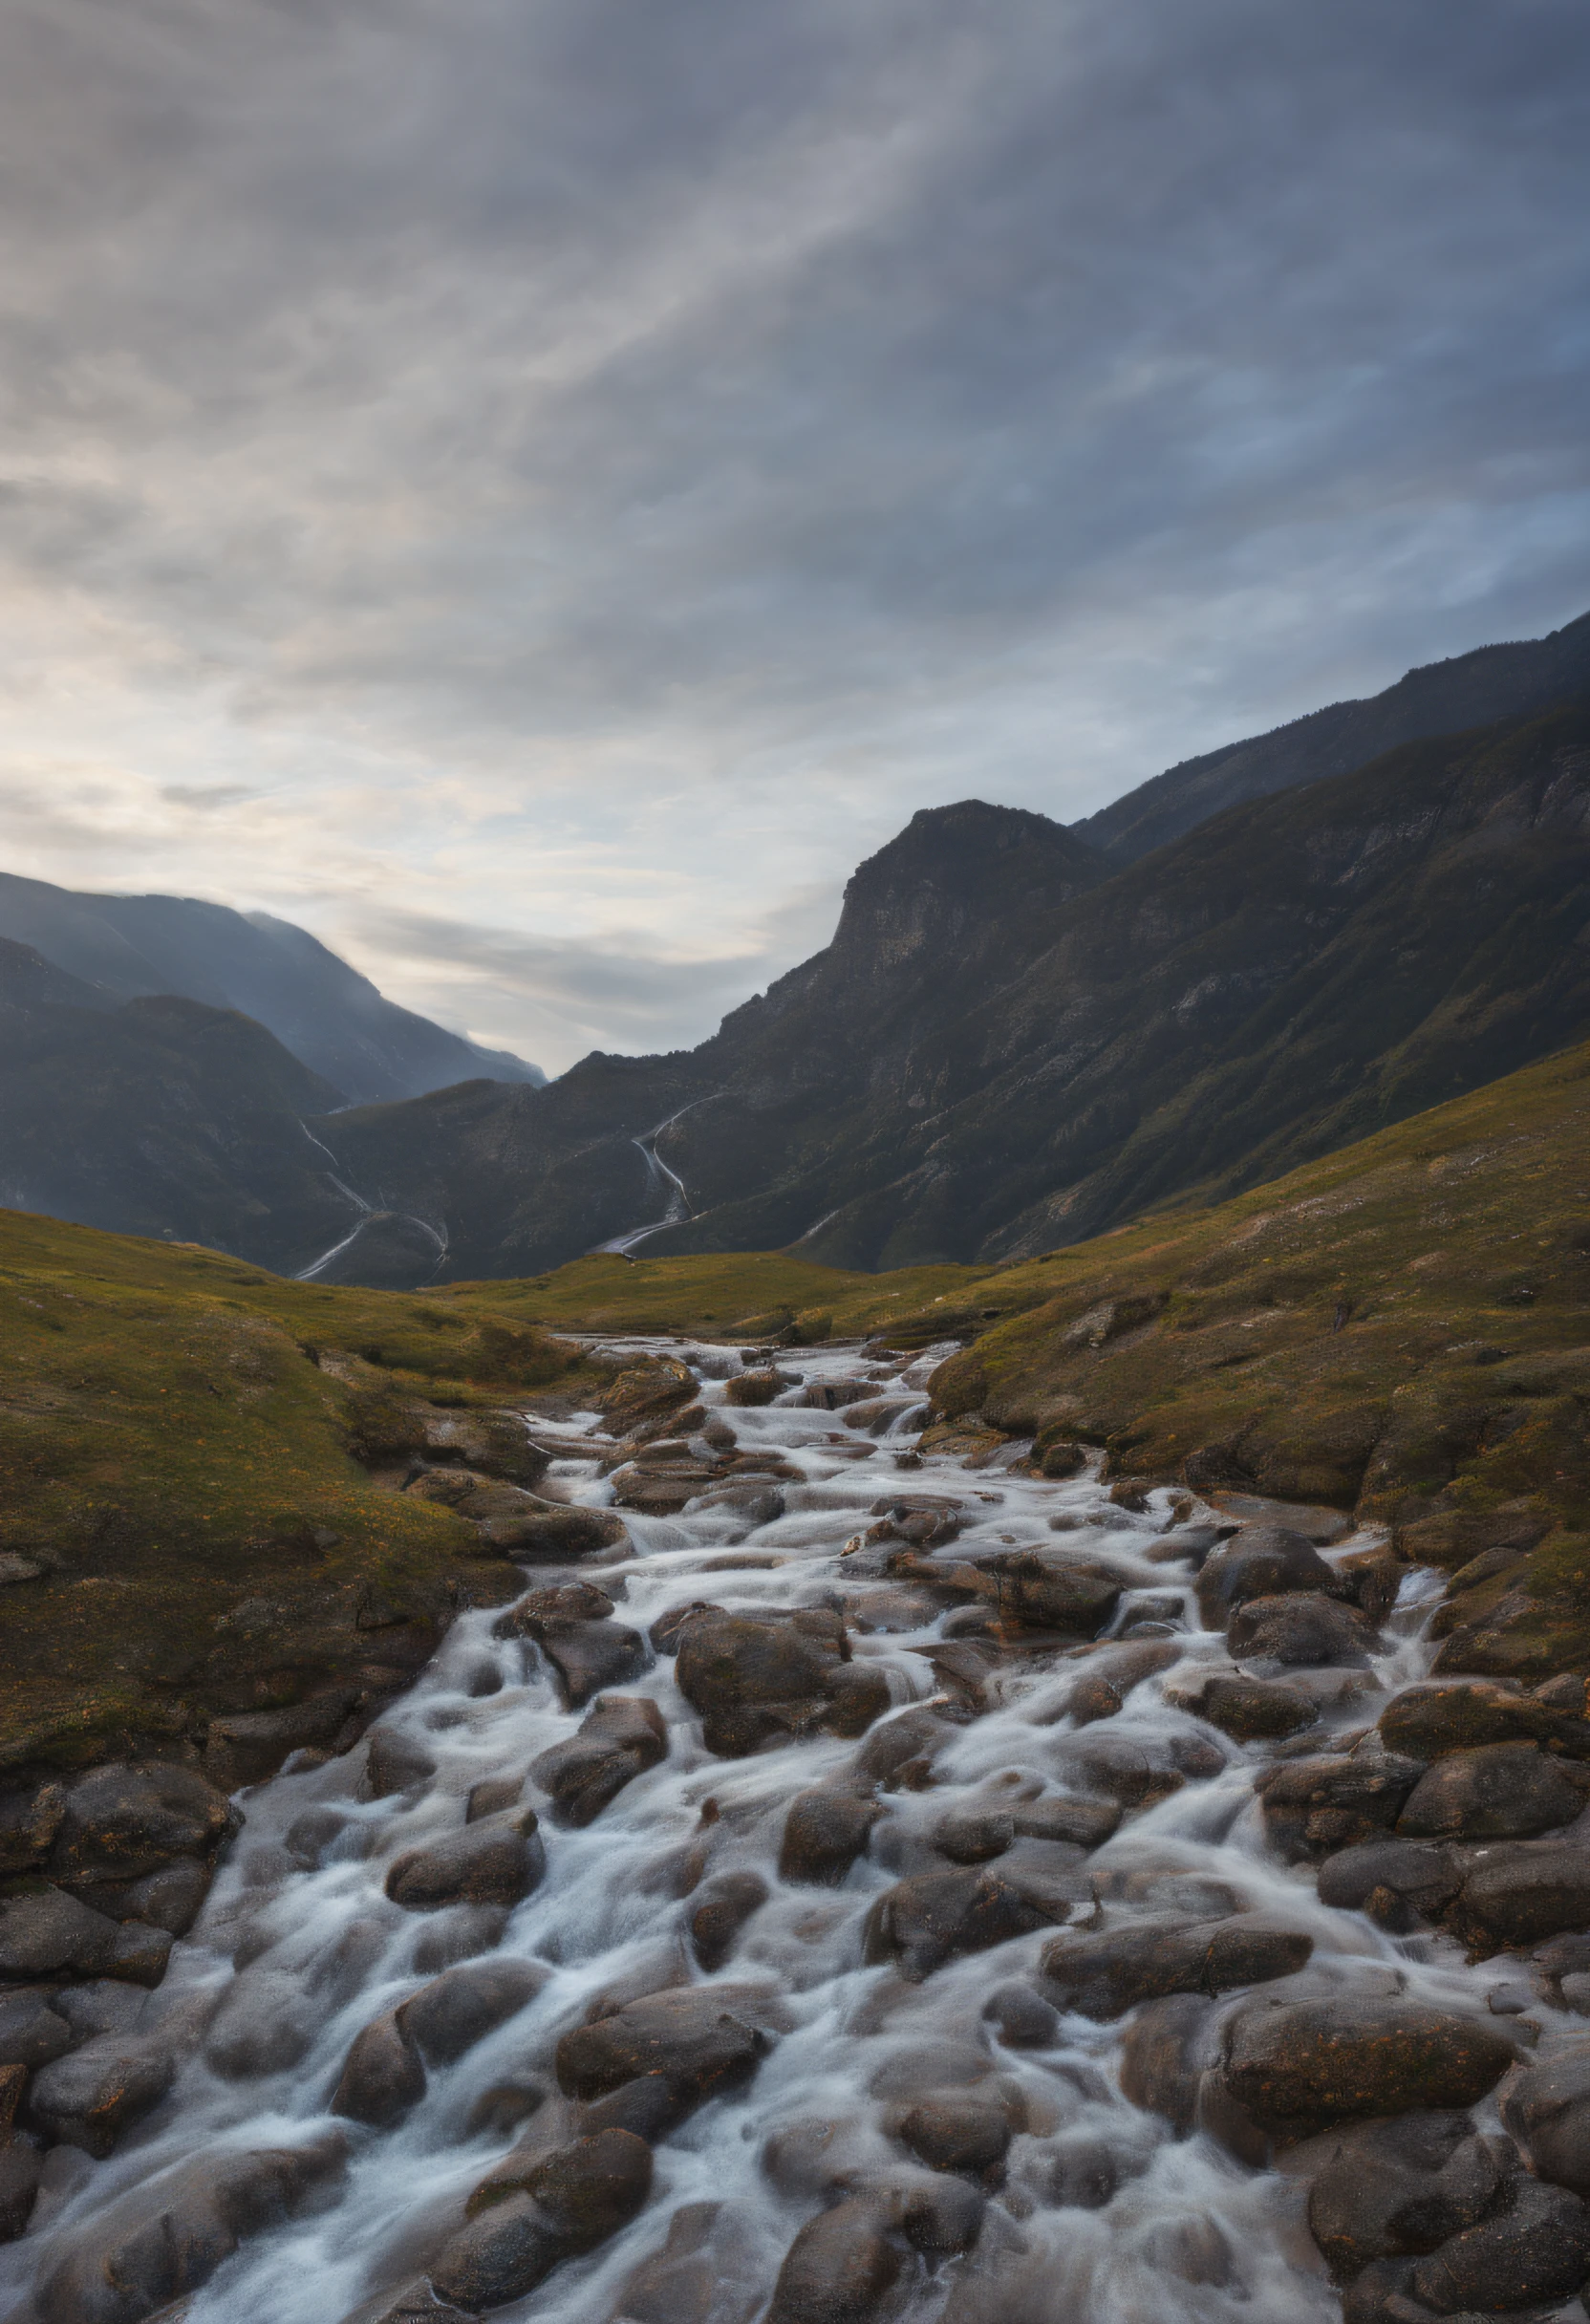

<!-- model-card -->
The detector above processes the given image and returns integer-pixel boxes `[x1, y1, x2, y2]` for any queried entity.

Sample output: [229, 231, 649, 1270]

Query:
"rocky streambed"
[5, 1337, 1590, 2324]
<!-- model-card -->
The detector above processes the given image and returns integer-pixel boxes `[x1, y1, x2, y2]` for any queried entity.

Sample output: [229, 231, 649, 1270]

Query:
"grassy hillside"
[0, 1212, 598, 1771]
[456, 1249, 983, 1339]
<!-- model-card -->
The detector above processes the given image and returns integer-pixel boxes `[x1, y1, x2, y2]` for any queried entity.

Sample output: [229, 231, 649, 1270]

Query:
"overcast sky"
[1, 0, 1586, 1072]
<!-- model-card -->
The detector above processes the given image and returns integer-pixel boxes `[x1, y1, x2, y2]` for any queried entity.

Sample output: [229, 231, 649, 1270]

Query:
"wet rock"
[863, 1863, 1088, 1983]
[385, 1810, 546, 1911]
[780, 1789, 881, 1885]
[579, 2071, 694, 2142]
[1256, 1750, 1426, 1861]
[331, 2008, 425, 2128]
[430, 2129, 654, 2311]
[0, 2119, 40, 2243]
[689, 1872, 771, 1971]
[494, 1577, 615, 1632]
[766, 2197, 902, 2324]
[1059, 1642, 1181, 1726]
[675, 1611, 885, 1756]
[503, 1503, 632, 1560]
[1118, 1992, 1216, 2133]
[364, 1727, 438, 1799]
[803, 1379, 874, 1410]
[555, 1985, 773, 2106]
[1219, 1998, 1516, 2140]
[1306, 2113, 1509, 2276]
[50, 1763, 237, 1883]
[403, 1957, 548, 2068]
[0, 1989, 76, 2071]
[1176, 1674, 1318, 1741]
[1039, 1915, 1312, 2020]
[338, 2279, 476, 2324]
[1196, 1526, 1341, 1628]
[599, 1360, 700, 1436]
[1038, 2136, 1122, 2208]
[27, 2032, 178, 2157]
[723, 1368, 790, 1408]
[895, 2095, 1011, 2183]
[932, 1809, 1015, 1865]
[612, 1461, 724, 1516]
[1498, 2038, 1590, 2194]
[604, 2199, 768, 2324]
[1411, 2176, 1590, 2313]
[204, 1689, 361, 1790]
[538, 1620, 652, 1710]
[981, 1983, 1060, 2050]
[852, 1708, 956, 1789]
[204, 1967, 319, 2078]
[1227, 1592, 1382, 1667]
[466, 1775, 524, 1823]
[1010, 1794, 1122, 1848]
[1396, 1742, 1584, 1840]
[0, 1779, 65, 1876]
[97, 1861, 215, 1936]
[1315, 1840, 1463, 1930]
[1450, 1840, 1590, 1951]
[531, 1695, 668, 1825]
[409, 1904, 511, 1974]
[1135, 2215, 1235, 2285]
[421, 1408, 551, 1486]
[976, 1550, 1122, 1636]
[1047, 1732, 1190, 1809]
[33, 2137, 347, 2324]
[0, 1888, 172, 1986]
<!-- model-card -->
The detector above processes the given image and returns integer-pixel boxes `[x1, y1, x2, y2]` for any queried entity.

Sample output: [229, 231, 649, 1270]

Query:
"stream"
[0, 1336, 1565, 2324]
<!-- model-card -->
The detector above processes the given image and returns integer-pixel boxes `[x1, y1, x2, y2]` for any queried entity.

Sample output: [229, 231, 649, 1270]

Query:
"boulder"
[533, 1620, 651, 1710]
[204, 1688, 361, 1789]
[602, 2199, 767, 2324]
[1057, 1642, 1181, 1726]
[765, 2198, 902, 2324]
[1396, 1741, 1583, 1840]
[975, 1551, 1122, 1636]
[338, 2281, 476, 2324]
[1196, 1527, 1341, 1628]
[895, 2095, 1011, 2184]
[1306, 2113, 1509, 2276]
[862, 1863, 1088, 1984]
[50, 1762, 237, 1882]
[1315, 1839, 1463, 1929]
[204, 1967, 320, 2078]
[420, 1408, 550, 1487]
[1498, 2039, 1590, 2195]
[722, 1369, 789, 1408]
[612, 1462, 723, 1516]
[1450, 1840, 1590, 1951]
[0, 1888, 171, 1986]
[33, 2138, 347, 2324]
[931, 1809, 1015, 1865]
[689, 1872, 770, 1972]
[1047, 1732, 1195, 1809]
[555, 1986, 773, 2107]
[851, 1708, 956, 1789]
[1227, 1592, 1382, 1668]
[26, 2032, 178, 2157]
[1380, 1678, 1590, 1760]
[674, 1612, 887, 1756]
[430, 2130, 653, 2311]
[1218, 1998, 1515, 2140]
[0, 1779, 65, 1876]
[1410, 2177, 1590, 2313]
[331, 2008, 424, 2129]
[531, 1696, 668, 1825]
[779, 1789, 881, 1885]
[0, 2121, 40, 2243]
[1039, 1916, 1312, 2021]
[364, 1727, 438, 1799]
[385, 1810, 545, 1911]
[1176, 1675, 1317, 1741]
[982, 1982, 1061, 2050]
[1256, 1751, 1425, 1861]
[599, 1360, 699, 1436]
[402, 1957, 548, 2064]
[0, 1989, 76, 2071]
[1010, 1794, 1122, 1848]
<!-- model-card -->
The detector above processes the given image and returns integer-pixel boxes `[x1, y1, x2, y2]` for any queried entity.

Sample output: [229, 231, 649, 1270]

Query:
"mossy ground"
[456, 1250, 983, 1340]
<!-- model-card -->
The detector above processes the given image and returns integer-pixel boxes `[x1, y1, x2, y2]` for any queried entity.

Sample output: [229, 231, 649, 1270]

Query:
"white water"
[594, 1102, 712, 1257]
[0, 1340, 1544, 2323]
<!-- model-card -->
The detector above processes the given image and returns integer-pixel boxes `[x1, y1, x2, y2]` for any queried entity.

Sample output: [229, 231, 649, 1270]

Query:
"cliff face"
[317, 699, 1590, 1281]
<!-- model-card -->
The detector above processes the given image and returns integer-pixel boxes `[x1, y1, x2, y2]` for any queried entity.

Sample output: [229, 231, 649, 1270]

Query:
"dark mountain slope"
[0, 872, 544, 1101]
[316, 701, 1590, 1282]
[1073, 605, 1590, 865]
[0, 937, 362, 1270]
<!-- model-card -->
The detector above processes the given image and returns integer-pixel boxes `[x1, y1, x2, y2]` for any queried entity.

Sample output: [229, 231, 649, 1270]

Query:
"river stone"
[26, 2032, 178, 2157]
[1315, 1839, 1463, 1929]
[1011, 1794, 1122, 1848]
[338, 2281, 476, 2324]
[385, 1810, 546, 1911]
[863, 1864, 1088, 1983]
[0, 2122, 40, 2243]
[0, 1989, 76, 2071]
[1047, 1732, 1189, 1809]
[1498, 2038, 1590, 2194]
[723, 1369, 789, 1408]
[932, 1809, 1015, 1865]
[1382, 1678, 1590, 1763]
[533, 1619, 651, 1710]
[204, 1967, 320, 2079]
[895, 2095, 1011, 2183]
[1196, 1527, 1341, 1628]
[1450, 1840, 1590, 1951]
[852, 1709, 956, 1788]
[689, 1872, 771, 1972]
[331, 2008, 425, 2128]
[766, 2197, 902, 2324]
[1219, 1998, 1516, 2139]
[976, 1550, 1122, 1636]
[50, 1762, 237, 1882]
[982, 1983, 1061, 2050]
[779, 1788, 881, 1885]
[1180, 1675, 1318, 1741]
[1306, 2113, 1509, 2276]
[1395, 1741, 1584, 1840]
[1039, 1915, 1312, 2021]
[364, 1727, 438, 1799]
[555, 1986, 772, 2105]
[1227, 1592, 1382, 1668]
[602, 2198, 767, 2324]
[1118, 1993, 1216, 2134]
[1411, 2176, 1590, 2313]
[400, 1957, 548, 2065]
[436, 2128, 654, 2307]
[675, 1612, 886, 1756]
[1256, 1751, 1426, 1861]
[204, 1689, 361, 1789]
[0, 1888, 171, 1986]
[33, 2138, 347, 2324]
[532, 1695, 668, 1825]
[1060, 1641, 1182, 1726]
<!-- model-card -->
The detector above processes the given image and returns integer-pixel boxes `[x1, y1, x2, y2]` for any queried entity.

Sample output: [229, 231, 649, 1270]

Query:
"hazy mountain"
[312, 699, 1590, 1280]
[1072, 605, 1590, 865]
[0, 872, 545, 1102]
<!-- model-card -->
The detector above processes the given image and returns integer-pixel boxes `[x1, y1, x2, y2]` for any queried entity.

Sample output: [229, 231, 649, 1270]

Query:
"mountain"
[1072, 606, 1590, 865]
[0, 936, 363, 1271]
[0, 872, 545, 1102]
[312, 699, 1590, 1280]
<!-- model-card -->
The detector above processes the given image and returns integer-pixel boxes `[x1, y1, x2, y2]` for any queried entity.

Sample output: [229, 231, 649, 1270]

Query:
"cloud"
[0, 0, 1584, 1070]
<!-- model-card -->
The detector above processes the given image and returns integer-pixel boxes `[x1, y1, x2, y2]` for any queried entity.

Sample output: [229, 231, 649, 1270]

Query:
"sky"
[0, 0, 1587, 1075]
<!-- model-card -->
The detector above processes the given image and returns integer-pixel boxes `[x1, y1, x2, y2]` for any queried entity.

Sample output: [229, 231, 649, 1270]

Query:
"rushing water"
[0, 1337, 1531, 2324]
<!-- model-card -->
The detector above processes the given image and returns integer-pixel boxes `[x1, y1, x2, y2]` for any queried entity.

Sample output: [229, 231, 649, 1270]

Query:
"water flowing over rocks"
[7, 1334, 1590, 2324]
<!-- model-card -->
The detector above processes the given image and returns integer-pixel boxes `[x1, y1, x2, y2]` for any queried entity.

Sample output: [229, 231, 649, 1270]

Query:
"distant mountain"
[0, 872, 545, 1102]
[0, 936, 362, 1269]
[314, 697, 1590, 1281]
[1072, 606, 1590, 865]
